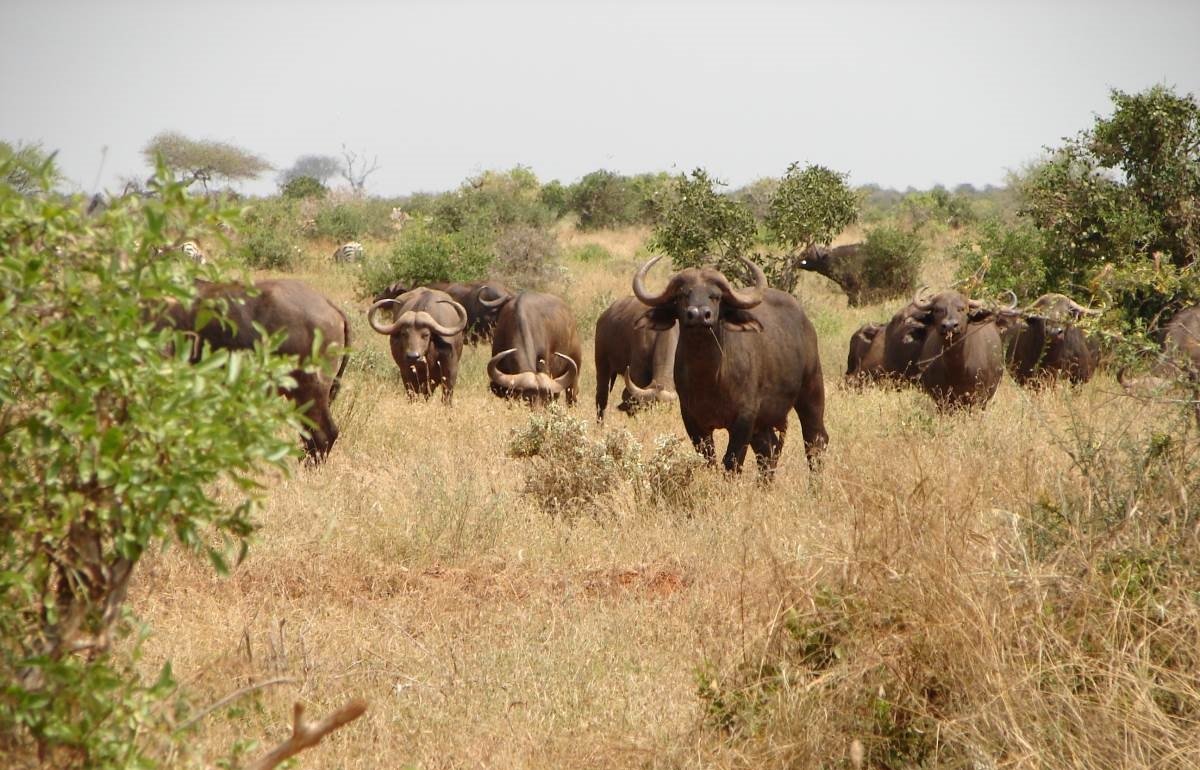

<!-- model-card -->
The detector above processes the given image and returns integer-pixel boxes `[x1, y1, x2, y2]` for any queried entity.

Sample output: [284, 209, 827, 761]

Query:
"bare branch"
[248, 699, 368, 770]
[174, 677, 300, 733]
[339, 144, 381, 193]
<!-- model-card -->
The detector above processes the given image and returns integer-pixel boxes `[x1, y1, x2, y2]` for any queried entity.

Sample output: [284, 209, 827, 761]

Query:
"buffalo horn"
[911, 286, 933, 310]
[1067, 299, 1101, 317]
[622, 367, 656, 401]
[711, 255, 767, 309]
[548, 352, 578, 393]
[632, 255, 674, 306]
[424, 299, 469, 337]
[478, 286, 509, 308]
[368, 298, 408, 335]
[486, 348, 520, 390]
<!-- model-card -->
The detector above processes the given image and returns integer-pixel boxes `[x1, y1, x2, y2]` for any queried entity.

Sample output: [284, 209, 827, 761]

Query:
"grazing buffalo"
[908, 290, 1006, 409]
[632, 254, 827, 475]
[844, 322, 886, 386]
[487, 292, 582, 406]
[373, 280, 513, 344]
[798, 243, 912, 306]
[594, 296, 679, 419]
[367, 288, 468, 403]
[163, 279, 350, 461]
[1005, 293, 1100, 386]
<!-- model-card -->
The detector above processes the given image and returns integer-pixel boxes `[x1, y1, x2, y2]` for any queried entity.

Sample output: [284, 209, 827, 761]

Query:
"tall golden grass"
[128, 228, 1199, 768]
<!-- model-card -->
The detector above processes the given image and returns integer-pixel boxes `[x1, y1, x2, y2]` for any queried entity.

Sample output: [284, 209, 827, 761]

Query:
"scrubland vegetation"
[3, 85, 1200, 768]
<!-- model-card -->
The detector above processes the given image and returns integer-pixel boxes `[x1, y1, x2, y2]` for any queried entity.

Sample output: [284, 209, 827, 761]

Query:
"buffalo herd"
[161, 255, 1199, 474]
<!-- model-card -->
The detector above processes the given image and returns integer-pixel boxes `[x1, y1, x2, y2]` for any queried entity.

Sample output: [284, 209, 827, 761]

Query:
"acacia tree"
[142, 131, 272, 190]
[0, 140, 63, 195]
[0, 159, 308, 766]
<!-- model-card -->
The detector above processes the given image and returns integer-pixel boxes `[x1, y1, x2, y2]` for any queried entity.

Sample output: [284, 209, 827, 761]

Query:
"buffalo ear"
[967, 307, 995, 322]
[721, 308, 763, 333]
[635, 306, 677, 331]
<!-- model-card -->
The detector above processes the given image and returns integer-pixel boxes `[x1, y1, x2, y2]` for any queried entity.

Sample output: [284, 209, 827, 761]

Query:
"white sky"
[2, 0, 1197, 197]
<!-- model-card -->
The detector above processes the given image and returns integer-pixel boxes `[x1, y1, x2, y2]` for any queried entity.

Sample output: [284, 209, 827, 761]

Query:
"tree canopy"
[142, 131, 272, 188]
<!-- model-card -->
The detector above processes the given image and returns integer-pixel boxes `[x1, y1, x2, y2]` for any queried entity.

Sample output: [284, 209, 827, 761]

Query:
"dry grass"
[127, 227, 1200, 769]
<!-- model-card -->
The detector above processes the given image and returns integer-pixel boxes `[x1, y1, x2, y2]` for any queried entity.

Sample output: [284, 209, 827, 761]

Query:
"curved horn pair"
[487, 349, 578, 393]
[910, 286, 933, 310]
[633, 254, 766, 309]
[368, 296, 468, 337]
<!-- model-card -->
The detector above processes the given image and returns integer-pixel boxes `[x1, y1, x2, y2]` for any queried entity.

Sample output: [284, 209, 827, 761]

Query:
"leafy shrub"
[280, 174, 327, 199]
[431, 166, 555, 234]
[651, 168, 757, 273]
[0, 162, 301, 766]
[539, 179, 571, 218]
[1019, 85, 1200, 332]
[0, 139, 62, 194]
[761, 163, 860, 291]
[314, 202, 373, 242]
[491, 224, 561, 290]
[897, 185, 977, 231]
[570, 170, 639, 230]
[953, 216, 1051, 298]
[855, 224, 925, 301]
[508, 408, 704, 518]
[238, 198, 301, 269]
[358, 218, 493, 295]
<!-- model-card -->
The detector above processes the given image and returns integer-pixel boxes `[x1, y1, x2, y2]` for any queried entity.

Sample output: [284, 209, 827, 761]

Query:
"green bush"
[651, 168, 757, 274]
[314, 202, 371, 242]
[0, 161, 301, 766]
[953, 217, 1051, 299]
[856, 225, 925, 302]
[280, 174, 327, 199]
[359, 218, 493, 295]
[238, 198, 301, 269]
[431, 167, 555, 234]
[1019, 85, 1200, 331]
[539, 179, 571, 218]
[760, 162, 860, 291]
[569, 170, 639, 230]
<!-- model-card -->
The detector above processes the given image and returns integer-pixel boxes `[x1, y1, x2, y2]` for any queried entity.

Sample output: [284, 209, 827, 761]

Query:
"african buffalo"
[880, 299, 932, 384]
[487, 292, 582, 406]
[632, 254, 827, 475]
[163, 279, 350, 461]
[908, 290, 1005, 409]
[594, 296, 679, 419]
[1005, 293, 1100, 386]
[798, 243, 912, 306]
[845, 322, 886, 385]
[367, 288, 468, 403]
[373, 280, 513, 344]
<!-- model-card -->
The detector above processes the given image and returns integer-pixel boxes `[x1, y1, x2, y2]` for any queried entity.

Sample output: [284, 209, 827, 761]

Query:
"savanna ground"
[130, 225, 1198, 769]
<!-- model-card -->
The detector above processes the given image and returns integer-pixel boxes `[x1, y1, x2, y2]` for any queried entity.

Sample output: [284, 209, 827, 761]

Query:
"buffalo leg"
[722, 416, 754, 473]
[595, 362, 612, 420]
[437, 344, 459, 405]
[294, 376, 337, 463]
[794, 389, 829, 471]
[750, 429, 783, 480]
[681, 409, 715, 465]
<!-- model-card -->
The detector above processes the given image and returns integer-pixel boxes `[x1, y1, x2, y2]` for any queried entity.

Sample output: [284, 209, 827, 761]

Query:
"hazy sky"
[2, 1, 1198, 197]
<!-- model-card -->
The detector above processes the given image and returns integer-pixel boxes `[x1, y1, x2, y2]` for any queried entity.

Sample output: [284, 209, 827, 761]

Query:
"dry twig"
[248, 699, 368, 770]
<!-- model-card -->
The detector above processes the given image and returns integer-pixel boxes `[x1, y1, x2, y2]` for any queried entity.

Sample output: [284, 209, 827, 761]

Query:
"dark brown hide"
[367, 288, 467, 403]
[164, 279, 350, 461]
[372, 280, 513, 344]
[594, 296, 679, 419]
[881, 301, 930, 383]
[1005, 293, 1099, 386]
[845, 322, 886, 386]
[633, 255, 827, 475]
[913, 291, 1004, 409]
[488, 292, 582, 406]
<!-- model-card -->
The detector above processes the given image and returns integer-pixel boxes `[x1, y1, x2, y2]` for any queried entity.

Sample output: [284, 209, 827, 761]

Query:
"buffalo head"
[907, 288, 1017, 341]
[368, 290, 468, 365]
[632, 255, 767, 332]
[1023, 293, 1099, 339]
[487, 349, 578, 405]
